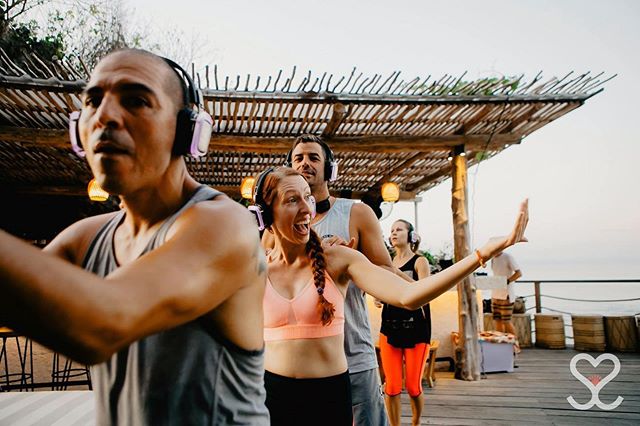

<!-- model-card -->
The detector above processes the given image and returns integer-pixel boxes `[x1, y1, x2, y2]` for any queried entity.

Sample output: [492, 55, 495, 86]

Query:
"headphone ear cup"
[325, 161, 338, 182]
[410, 231, 419, 245]
[173, 108, 193, 156]
[262, 207, 273, 228]
[284, 149, 293, 167]
[68, 111, 85, 158]
[190, 110, 213, 157]
[248, 205, 266, 231]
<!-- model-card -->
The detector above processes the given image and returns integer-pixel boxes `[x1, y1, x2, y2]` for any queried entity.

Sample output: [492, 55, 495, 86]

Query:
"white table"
[0, 391, 94, 426]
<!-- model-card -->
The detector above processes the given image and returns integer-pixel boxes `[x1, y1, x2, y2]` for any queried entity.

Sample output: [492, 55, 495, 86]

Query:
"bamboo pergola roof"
[0, 50, 611, 200]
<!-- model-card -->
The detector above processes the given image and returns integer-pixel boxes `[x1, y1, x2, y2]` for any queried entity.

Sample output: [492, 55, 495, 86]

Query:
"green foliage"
[42, 2, 146, 70]
[417, 249, 437, 266]
[1, 0, 212, 74]
[475, 151, 490, 161]
[412, 75, 522, 97]
[0, 18, 65, 61]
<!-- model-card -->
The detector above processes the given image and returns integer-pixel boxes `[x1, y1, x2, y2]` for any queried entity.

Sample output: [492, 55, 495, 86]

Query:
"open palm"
[481, 199, 529, 259]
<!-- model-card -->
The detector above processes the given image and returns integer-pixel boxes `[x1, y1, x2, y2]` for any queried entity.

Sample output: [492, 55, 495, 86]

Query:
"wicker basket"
[535, 314, 565, 349]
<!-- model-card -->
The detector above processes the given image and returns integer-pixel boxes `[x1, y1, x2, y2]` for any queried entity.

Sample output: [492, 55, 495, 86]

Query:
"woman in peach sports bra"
[250, 167, 528, 426]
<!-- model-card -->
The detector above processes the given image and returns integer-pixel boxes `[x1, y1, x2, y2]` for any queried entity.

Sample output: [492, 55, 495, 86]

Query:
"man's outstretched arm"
[0, 199, 262, 364]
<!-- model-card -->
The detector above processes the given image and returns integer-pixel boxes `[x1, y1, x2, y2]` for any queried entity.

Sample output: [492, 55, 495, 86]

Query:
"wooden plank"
[321, 102, 347, 137]
[0, 127, 522, 153]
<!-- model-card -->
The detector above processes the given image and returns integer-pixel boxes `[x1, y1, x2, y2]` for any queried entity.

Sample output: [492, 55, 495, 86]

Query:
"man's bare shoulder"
[350, 201, 379, 229]
[45, 211, 120, 264]
[171, 195, 260, 255]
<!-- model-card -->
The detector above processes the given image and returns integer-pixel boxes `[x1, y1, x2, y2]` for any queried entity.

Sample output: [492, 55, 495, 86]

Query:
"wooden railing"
[518, 279, 640, 315]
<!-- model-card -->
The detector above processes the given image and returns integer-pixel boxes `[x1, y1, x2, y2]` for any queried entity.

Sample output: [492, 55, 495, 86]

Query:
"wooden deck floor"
[407, 348, 640, 425]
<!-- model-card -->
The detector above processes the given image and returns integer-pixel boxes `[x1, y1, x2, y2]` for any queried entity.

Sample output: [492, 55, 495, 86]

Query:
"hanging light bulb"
[381, 182, 400, 203]
[240, 176, 256, 200]
[87, 178, 109, 202]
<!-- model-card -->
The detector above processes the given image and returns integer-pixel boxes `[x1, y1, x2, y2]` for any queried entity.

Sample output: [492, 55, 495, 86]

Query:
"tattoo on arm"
[252, 238, 267, 276]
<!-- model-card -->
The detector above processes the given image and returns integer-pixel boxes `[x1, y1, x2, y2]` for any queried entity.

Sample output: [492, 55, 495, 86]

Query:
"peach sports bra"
[263, 273, 345, 341]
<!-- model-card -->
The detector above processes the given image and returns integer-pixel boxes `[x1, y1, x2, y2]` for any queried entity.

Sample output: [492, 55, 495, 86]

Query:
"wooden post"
[451, 149, 480, 381]
[534, 281, 542, 313]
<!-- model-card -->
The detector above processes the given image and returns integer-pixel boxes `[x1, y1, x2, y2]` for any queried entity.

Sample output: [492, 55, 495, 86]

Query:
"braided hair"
[259, 166, 336, 326]
[305, 228, 336, 325]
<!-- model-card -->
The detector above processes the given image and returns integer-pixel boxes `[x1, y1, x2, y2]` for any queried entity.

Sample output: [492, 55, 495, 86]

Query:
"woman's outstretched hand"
[479, 199, 529, 260]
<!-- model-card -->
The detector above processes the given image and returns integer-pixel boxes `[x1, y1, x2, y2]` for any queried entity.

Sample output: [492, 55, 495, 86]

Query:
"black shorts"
[264, 370, 352, 426]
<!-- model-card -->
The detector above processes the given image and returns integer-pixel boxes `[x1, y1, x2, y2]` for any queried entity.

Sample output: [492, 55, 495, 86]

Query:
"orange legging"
[379, 334, 430, 397]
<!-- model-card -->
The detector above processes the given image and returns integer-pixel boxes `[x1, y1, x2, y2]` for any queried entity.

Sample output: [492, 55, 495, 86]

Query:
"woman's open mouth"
[293, 220, 310, 235]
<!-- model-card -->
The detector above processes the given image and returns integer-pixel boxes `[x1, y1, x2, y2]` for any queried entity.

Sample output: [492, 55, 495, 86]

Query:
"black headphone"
[284, 136, 338, 181]
[389, 220, 419, 246]
[248, 167, 275, 231]
[68, 56, 213, 158]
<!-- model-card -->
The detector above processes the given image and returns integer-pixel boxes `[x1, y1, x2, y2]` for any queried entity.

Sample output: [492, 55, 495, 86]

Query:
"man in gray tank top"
[264, 135, 412, 425]
[0, 49, 269, 425]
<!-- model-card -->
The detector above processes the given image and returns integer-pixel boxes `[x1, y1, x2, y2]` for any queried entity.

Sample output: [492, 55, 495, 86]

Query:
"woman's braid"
[306, 229, 335, 326]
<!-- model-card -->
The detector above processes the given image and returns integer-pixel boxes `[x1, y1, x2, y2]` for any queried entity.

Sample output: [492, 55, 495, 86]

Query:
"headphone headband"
[248, 167, 275, 231]
[162, 57, 201, 107]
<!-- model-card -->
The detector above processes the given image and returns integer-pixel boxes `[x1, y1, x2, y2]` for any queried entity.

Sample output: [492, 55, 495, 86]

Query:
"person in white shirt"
[490, 251, 523, 335]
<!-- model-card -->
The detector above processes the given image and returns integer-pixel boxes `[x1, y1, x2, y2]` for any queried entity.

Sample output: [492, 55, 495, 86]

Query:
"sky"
[49, 0, 640, 281]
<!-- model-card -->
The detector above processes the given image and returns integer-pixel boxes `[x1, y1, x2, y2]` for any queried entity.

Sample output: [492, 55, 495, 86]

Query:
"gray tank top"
[312, 198, 378, 374]
[83, 186, 269, 426]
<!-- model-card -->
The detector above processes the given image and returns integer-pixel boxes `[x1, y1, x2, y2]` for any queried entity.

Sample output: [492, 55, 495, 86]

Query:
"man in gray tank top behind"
[264, 135, 413, 425]
[0, 49, 269, 425]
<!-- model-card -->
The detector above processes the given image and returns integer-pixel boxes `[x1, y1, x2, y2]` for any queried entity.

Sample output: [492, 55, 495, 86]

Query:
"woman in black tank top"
[380, 220, 432, 426]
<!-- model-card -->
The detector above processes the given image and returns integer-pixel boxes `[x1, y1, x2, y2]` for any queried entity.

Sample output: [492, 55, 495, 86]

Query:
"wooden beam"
[0, 77, 85, 93]
[209, 134, 522, 153]
[0, 126, 69, 148]
[451, 152, 480, 381]
[3, 185, 88, 196]
[321, 103, 348, 138]
[204, 91, 592, 105]
[0, 127, 524, 153]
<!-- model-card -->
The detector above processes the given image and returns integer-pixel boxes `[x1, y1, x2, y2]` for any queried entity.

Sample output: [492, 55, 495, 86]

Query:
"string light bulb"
[87, 178, 109, 202]
[240, 176, 256, 200]
[381, 182, 400, 203]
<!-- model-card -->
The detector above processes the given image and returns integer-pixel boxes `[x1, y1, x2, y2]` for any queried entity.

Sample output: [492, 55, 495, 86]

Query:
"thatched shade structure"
[0, 51, 610, 199]
[0, 49, 610, 380]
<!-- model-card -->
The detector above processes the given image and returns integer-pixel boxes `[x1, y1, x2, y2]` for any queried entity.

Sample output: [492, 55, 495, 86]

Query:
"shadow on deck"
[407, 348, 640, 425]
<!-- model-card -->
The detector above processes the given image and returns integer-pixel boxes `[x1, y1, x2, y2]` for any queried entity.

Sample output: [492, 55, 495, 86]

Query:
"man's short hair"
[101, 49, 186, 111]
[286, 134, 335, 163]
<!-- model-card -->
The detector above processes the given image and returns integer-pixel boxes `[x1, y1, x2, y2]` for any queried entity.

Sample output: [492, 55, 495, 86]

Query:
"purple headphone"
[68, 57, 213, 158]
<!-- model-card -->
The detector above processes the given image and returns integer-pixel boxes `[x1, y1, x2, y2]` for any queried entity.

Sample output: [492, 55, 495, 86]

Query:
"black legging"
[264, 370, 352, 426]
